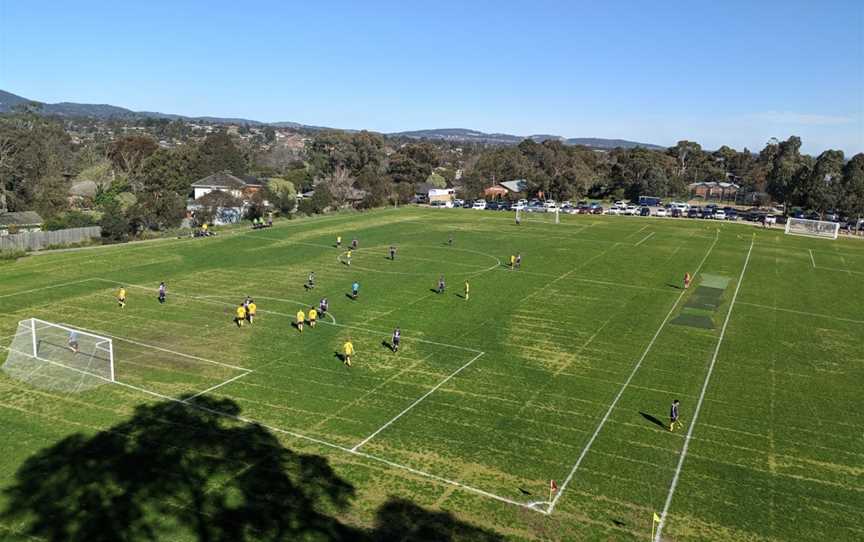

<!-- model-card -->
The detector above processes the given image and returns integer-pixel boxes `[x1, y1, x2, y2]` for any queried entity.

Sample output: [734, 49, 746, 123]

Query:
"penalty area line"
[545, 230, 720, 516]
[654, 237, 754, 542]
[351, 351, 485, 452]
[184, 370, 253, 402]
[634, 231, 655, 247]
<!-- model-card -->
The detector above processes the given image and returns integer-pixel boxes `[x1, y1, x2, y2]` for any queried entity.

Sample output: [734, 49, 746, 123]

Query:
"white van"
[472, 200, 487, 210]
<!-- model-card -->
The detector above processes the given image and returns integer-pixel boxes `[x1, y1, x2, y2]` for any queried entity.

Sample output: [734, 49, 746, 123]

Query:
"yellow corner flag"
[653, 512, 661, 523]
[652, 512, 661, 540]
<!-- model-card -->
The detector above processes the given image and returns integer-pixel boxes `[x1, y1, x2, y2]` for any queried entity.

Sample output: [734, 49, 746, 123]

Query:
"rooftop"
[0, 211, 44, 227]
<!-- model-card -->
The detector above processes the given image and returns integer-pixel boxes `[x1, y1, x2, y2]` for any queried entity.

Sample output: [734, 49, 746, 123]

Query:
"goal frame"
[27, 318, 115, 381]
[784, 217, 839, 240]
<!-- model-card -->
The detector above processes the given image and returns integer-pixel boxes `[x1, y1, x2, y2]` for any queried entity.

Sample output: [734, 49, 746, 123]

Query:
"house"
[428, 188, 455, 203]
[689, 181, 740, 201]
[191, 172, 264, 201]
[0, 210, 44, 235]
[483, 185, 509, 200]
[499, 179, 528, 196]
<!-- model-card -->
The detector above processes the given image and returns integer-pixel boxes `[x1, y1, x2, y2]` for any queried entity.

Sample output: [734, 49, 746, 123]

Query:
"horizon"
[1, 0, 862, 155]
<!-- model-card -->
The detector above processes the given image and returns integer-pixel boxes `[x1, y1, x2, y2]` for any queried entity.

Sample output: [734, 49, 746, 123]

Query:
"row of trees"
[3, 108, 863, 245]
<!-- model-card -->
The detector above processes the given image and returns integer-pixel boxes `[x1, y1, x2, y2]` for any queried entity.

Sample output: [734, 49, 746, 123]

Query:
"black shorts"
[393, 338, 400, 346]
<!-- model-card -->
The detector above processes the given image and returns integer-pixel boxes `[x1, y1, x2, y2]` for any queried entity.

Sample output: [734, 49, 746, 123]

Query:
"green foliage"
[107, 135, 158, 177]
[311, 184, 332, 213]
[134, 147, 197, 194]
[425, 172, 446, 188]
[194, 130, 248, 178]
[43, 211, 98, 231]
[0, 249, 26, 262]
[265, 178, 297, 213]
[127, 190, 186, 232]
[841, 154, 864, 217]
[99, 199, 129, 242]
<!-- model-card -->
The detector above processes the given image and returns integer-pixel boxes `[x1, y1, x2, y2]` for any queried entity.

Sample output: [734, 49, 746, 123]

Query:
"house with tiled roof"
[0, 210, 44, 235]
[191, 171, 264, 201]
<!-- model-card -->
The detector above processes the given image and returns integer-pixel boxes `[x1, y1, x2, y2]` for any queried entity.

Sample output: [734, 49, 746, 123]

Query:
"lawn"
[0, 207, 862, 541]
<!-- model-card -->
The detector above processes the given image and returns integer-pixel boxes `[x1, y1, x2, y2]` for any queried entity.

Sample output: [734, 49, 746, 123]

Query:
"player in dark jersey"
[392, 327, 401, 352]
[669, 399, 680, 432]
[437, 275, 445, 294]
[158, 282, 167, 304]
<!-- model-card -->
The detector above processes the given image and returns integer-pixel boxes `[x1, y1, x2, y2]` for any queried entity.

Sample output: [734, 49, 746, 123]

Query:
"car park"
[453, 199, 464, 207]
[526, 203, 546, 213]
[485, 201, 500, 211]
[655, 207, 668, 217]
[670, 208, 683, 218]
[472, 200, 487, 210]
[513, 202, 525, 211]
[714, 209, 726, 220]
[687, 207, 701, 219]
[462, 200, 473, 209]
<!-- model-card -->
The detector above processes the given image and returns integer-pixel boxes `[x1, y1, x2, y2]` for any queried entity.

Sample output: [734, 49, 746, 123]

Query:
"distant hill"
[390, 128, 664, 150]
[0, 89, 666, 149]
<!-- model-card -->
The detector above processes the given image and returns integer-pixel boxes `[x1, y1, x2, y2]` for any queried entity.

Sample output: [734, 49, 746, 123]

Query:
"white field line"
[184, 371, 253, 401]
[737, 302, 864, 325]
[654, 237, 755, 542]
[351, 351, 485, 451]
[634, 231, 655, 247]
[1, 343, 535, 513]
[809, 249, 816, 268]
[817, 265, 861, 276]
[0, 278, 98, 299]
[545, 230, 721, 515]
[626, 224, 650, 240]
[57, 320, 251, 372]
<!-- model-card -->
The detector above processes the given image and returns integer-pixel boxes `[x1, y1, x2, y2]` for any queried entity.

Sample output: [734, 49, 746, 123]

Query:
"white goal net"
[784, 218, 840, 239]
[2, 319, 114, 393]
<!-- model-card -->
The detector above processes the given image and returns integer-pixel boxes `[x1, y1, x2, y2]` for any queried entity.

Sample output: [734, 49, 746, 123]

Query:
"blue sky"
[1, 0, 862, 154]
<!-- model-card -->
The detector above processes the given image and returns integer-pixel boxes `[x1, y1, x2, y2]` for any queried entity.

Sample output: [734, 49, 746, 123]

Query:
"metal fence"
[0, 226, 101, 252]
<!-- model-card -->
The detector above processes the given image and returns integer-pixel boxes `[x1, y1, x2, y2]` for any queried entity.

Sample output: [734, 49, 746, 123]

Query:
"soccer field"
[1, 208, 862, 541]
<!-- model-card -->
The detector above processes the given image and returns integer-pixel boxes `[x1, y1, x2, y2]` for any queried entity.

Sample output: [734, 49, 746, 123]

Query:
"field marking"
[545, 230, 721, 515]
[809, 249, 816, 268]
[633, 232, 655, 247]
[184, 371, 253, 401]
[654, 237, 755, 542]
[1, 343, 535, 513]
[351, 351, 485, 451]
[0, 278, 98, 300]
[737, 302, 864, 325]
[57, 320, 252, 372]
[626, 224, 650, 240]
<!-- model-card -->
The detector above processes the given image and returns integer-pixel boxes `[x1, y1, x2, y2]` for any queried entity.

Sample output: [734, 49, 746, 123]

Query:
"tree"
[311, 183, 332, 213]
[133, 147, 197, 194]
[841, 154, 864, 218]
[425, 172, 446, 188]
[194, 131, 248, 178]
[793, 150, 844, 213]
[127, 190, 186, 232]
[107, 135, 158, 178]
[766, 136, 806, 209]
[265, 178, 297, 213]
[99, 199, 130, 242]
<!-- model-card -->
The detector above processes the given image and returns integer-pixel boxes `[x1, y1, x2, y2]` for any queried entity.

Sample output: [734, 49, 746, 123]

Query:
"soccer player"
[308, 306, 317, 328]
[684, 272, 692, 289]
[389, 245, 396, 260]
[234, 303, 246, 327]
[319, 297, 328, 316]
[448, 233, 453, 246]
[117, 286, 127, 308]
[67, 331, 80, 353]
[346, 249, 352, 266]
[515, 253, 522, 269]
[247, 299, 257, 325]
[158, 282, 166, 304]
[351, 281, 359, 300]
[509, 254, 516, 270]
[437, 275, 445, 294]
[351, 238, 358, 249]
[392, 327, 401, 352]
[343, 339, 354, 367]
[464, 280, 470, 301]
[296, 309, 305, 333]
[669, 399, 680, 431]
[307, 272, 316, 290]
[336, 235, 342, 247]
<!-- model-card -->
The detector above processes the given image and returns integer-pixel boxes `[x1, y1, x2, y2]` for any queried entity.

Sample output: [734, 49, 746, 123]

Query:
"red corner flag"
[549, 479, 558, 502]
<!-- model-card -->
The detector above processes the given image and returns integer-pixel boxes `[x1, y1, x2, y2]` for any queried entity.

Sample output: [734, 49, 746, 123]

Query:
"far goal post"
[2, 319, 115, 392]
[784, 217, 839, 240]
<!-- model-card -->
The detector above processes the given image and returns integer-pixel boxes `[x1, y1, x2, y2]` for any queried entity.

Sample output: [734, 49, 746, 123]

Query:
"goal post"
[2, 318, 115, 392]
[784, 217, 839, 240]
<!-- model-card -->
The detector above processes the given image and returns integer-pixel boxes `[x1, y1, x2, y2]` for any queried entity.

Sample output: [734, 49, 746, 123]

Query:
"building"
[689, 181, 740, 201]
[191, 172, 264, 201]
[483, 185, 509, 200]
[0, 210, 44, 235]
[499, 179, 528, 196]
[428, 188, 455, 203]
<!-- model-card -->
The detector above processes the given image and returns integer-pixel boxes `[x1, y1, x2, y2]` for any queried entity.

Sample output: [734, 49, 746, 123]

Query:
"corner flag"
[652, 512, 661, 540]
[548, 479, 558, 502]
[653, 512, 661, 523]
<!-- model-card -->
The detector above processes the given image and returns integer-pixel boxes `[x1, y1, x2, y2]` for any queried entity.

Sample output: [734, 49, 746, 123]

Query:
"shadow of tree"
[2, 395, 503, 542]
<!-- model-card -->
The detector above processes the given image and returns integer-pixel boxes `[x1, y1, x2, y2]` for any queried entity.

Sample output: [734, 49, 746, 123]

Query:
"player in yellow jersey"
[246, 299, 257, 325]
[343, 339, 354, 367]
[234, 303, 246, 327]
[296, 309, 305, 332]
[464, 280, 470, 301]
[116, 287, 127, 308]
[509, 254, 516, 270]
[346, 249, 352, 266]
[308, 307, 317, 328]
[336, 235, 342, 248]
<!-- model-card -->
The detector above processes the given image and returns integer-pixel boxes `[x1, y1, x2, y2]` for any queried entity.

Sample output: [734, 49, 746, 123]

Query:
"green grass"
[0, 208, 862, 541]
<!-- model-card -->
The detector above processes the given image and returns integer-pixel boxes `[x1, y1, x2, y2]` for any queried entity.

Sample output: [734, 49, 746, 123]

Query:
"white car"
[714, 209, 726, 220]
[513, 202, 526, 211]
[655, 208, 668, 217]
[624, 205, 639, 215]
[453, 199, 464, 207]
[472, 200, 487, 210]
[606, 206, 623, 215]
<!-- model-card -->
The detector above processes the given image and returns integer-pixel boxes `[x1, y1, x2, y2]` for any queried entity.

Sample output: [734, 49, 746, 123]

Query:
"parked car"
[606, 206, 623, 216]
[655, 208, 668, 217]
[472, 200, 487, 210]
[714, 209, 726, 220]
[723, 207, 738, 220]
[486, 201, 500, 211]
[499, 201, 512, 211]
[513, 202, 526, 211]
[453, 199, 464, 207]
[687, 207, 702, 219]
[526, 203, 546, 213]
[462, 200, 473, 209]
[590, 205, 604, 214]
[430, 200, 446, 208]
[624, 205, 640, 215]
[670, 208, 683, 218]
[640, 206, 651, 216]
